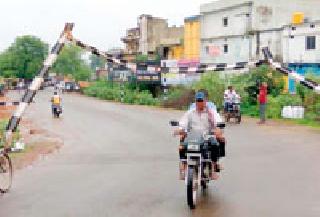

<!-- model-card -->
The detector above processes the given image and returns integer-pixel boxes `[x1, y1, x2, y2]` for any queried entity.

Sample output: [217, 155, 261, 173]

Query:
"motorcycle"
[224, 95, 241, 123]
[52, 105, 62, 118]
[170, 121, 225, 209]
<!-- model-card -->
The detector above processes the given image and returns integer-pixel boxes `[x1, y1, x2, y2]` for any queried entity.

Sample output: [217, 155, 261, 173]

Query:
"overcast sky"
[0, 0, 213, 52]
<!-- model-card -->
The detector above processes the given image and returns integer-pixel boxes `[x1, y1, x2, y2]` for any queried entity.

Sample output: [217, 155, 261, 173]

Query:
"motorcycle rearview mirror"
[217, 122, 226, 129]
[169, 120, 179, 127]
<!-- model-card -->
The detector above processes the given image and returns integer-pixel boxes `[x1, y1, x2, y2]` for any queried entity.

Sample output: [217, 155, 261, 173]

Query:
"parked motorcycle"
[170, 120, 225, 209]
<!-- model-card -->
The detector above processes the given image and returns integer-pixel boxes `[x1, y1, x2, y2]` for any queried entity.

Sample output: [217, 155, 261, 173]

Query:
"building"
[160, 36, 184, 60]
[107, 47, 124, 58]
[200, 0, 320, 65]
[283, 19, 320, 92]
[184, 16, 200, 61]
[122, 15, 184, 61]
[161, 15, 201, 67]
[138, 14, 167, 55]
[283, 20, 320, 65]
[121, 27, 140, 61]
[138, 14, 184, 56]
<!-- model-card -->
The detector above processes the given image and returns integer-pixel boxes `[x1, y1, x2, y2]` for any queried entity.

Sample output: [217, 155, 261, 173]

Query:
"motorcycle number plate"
[188, 160, 197, 166]
[188, 144, 199, 151]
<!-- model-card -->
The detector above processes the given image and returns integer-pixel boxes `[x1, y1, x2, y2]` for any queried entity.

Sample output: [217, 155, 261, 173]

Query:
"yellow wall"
[168, 45, 184, 60]
[283, 76, 289, 93]
[184, 19, 200, 59]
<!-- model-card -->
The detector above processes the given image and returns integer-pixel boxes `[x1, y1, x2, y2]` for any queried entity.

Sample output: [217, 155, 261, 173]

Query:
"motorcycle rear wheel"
[237, 114, 241, 123]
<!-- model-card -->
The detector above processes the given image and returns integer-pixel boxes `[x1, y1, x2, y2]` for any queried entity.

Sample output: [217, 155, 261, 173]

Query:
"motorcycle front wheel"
[187, 166, 197, 209]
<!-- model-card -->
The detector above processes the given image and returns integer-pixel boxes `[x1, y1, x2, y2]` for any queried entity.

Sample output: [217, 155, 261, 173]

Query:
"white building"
[200, 0, 320, 65]
[283, 20, 320, 64]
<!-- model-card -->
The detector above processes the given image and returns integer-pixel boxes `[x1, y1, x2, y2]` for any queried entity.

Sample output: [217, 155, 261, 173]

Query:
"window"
[206, 46, 209, 54]
[224, 44, 228, 53]
[223, 17, 228, 27]
[306, 36, 316, 50]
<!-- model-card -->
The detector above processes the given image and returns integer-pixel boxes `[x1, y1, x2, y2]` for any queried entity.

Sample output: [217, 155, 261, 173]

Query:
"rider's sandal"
[214, 164, 221, 173]
[217, 164, 224, 171]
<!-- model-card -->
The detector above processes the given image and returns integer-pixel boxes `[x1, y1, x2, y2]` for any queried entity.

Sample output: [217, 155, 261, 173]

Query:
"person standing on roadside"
[258, 82, 268, 124]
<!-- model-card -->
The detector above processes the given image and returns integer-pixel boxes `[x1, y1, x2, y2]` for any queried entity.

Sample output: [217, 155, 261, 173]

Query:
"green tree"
[89, 55, 106, 70]
[52, 44, 92, 81]
[135, 54, 148, 63]
[0, 35, 48, 79]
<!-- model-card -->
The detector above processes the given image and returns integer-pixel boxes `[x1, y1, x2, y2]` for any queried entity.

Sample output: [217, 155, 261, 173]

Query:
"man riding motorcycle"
[188, 89, 216, 111]
[51, 91, 62, 117]
[175, 91, 226, 180]
[224, 85, 237, 112]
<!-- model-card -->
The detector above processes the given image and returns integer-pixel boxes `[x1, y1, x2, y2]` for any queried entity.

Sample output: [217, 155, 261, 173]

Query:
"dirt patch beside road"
[10, 119, 63, 170]
[1, 96, 63, 170]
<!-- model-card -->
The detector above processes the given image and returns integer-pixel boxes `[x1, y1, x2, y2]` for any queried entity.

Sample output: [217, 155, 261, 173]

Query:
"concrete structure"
[184, 16, 200, 60]
[167, 45, 184, 60]
[200, 0, 320, 64]
[138, 15, 167, 55]
[283, 20, 320, 64]
[159, 31, 184, 60]
[121, 27, 139, 61]
[138, 14, 184, 56]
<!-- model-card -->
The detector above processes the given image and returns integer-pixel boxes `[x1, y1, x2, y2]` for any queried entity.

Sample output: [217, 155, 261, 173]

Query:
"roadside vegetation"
[162, 65, 320, 127]
[0, 35, 319, 127]
[84, 80, 159, 106]
[0, 36, 91, 81]
[82, 65, 320, 127]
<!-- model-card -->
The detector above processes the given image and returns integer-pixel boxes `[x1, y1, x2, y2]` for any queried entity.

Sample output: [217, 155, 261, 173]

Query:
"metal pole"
[2, 23, 74, 150]
[120, 72, 124, 103]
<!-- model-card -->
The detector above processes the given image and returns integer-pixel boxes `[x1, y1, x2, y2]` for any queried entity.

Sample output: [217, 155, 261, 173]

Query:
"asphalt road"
[1, 90, 320, 217]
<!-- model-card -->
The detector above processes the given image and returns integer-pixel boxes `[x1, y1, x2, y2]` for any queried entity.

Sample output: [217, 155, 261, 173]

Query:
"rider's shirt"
[52, 95, 61, 105]
[224, 90, 237, 103]
[179, 107, 219, 135]
[188, 102, 222, 123]
[189, 101, 216, 110]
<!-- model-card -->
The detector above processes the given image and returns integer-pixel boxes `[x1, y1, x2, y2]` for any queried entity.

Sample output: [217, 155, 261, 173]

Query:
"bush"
[162, 86, 195, 110]
[134, 91, 158, 105]
[241, 102, 259, 117]
[265, 95, 303, 119]
[193, 72, 226, 108]
[84, 81, 158, 106]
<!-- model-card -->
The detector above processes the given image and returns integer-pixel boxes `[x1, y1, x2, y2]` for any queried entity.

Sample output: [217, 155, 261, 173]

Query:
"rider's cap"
[195, 91, 205, 101]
